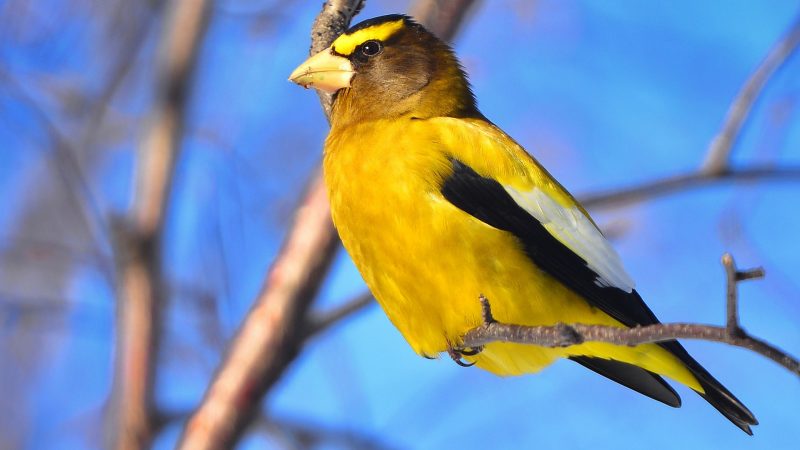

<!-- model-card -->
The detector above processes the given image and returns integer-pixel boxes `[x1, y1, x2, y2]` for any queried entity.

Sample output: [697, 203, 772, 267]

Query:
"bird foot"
[446, 345, 484, 367]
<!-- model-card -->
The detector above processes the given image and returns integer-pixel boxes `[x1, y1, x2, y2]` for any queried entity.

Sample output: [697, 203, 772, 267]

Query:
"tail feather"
[661, 340, 757, 434]
[570, 356, 681, 407]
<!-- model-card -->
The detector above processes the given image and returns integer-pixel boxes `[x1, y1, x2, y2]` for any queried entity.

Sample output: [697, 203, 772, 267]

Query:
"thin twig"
[461, 254, 799, 376]
[109, 1, 210, 450]
[702, 16, 800, 174]
[722, 253, 743, 337]
[580, 165, 800, 209]
[0, 69, 113, 275]
[304, 292, 374, 339]
[256, 415, 396, 450]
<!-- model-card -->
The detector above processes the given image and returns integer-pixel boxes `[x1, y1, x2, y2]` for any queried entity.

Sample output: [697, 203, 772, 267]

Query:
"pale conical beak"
[288, 47, 355, 93]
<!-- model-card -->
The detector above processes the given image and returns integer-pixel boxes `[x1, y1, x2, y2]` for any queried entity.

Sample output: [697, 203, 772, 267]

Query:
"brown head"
[289, 14, 481, 128]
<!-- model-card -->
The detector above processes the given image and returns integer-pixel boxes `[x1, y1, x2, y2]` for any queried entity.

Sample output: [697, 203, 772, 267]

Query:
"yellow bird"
[289, 14, 756, 433]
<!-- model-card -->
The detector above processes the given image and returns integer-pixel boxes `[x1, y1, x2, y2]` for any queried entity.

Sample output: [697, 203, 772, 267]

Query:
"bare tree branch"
[460, 254, 800, 376]
[177, 173, 340, 450]
[580, 165, 800, 209]
[133, 1, 210, 235]
[0, 69, 113, 274]
[159, 410, 395, 450]
[410, 0, 480, 42]
[108, 1, 210, 449]
[256, 415, 396, 450]
[304, 292, 375, 339]
[702, 16, 800, 174]
[177, 2, 366, 448]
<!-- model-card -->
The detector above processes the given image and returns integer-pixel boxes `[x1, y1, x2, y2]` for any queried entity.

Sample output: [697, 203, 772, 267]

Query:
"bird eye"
[360, 40, 383, 57]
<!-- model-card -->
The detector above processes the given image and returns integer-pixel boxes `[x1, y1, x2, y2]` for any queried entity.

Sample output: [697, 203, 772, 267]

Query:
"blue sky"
[1, 1, 799, 448]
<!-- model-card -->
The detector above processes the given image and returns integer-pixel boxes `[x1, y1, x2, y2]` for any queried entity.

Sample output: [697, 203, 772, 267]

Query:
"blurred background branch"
[108, 1, 210, 449]
[702, 16, 800, 174]
[177, 2, 363, 448]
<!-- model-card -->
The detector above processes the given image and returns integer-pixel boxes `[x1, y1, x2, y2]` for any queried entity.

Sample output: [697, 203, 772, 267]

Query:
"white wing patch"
[503, 186, 635, 293]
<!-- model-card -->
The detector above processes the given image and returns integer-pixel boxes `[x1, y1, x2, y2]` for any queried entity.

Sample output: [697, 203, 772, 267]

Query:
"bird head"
[289, 14, 479, 127]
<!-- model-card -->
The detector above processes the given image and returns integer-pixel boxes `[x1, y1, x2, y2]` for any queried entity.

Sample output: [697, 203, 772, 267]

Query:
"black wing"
[440, 157, 656, 328]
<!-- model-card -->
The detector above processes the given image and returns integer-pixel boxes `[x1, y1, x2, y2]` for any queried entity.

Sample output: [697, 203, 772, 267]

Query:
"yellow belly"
[324, 118, 699, 389]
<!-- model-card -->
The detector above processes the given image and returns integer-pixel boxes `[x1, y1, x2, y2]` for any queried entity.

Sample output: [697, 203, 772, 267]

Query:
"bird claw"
[446, 345, 484, 367]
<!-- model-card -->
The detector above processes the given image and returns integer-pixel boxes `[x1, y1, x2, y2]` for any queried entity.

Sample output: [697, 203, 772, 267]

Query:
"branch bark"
[460, 254, 800, 376]
[108, 1, 210, 449]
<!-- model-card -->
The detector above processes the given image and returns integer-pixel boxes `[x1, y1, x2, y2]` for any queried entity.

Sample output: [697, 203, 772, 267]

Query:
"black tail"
[571, 340, 757, 434]
[662, 340, 758, 434]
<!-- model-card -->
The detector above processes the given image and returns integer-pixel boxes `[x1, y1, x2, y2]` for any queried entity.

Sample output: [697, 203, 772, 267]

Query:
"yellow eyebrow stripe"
[331, 19, 404, 55]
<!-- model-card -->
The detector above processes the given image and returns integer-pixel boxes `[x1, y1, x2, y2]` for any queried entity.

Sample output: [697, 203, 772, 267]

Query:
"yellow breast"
[323, 116, 698, 386]
[323, 118, 589, 361]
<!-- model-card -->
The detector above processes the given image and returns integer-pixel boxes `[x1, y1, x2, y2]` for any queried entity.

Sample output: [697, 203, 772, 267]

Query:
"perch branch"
[461, 253, 799, 376]
[109, 1, 210, 449]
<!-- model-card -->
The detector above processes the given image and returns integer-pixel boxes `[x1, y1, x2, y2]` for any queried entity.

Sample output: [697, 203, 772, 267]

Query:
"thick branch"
[461, 254, 799, 376]
[702, 16, 800, 174]
[109, 1, 210, 450]
[178, 174, 339, 450]
[176, 2, 365, 448]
